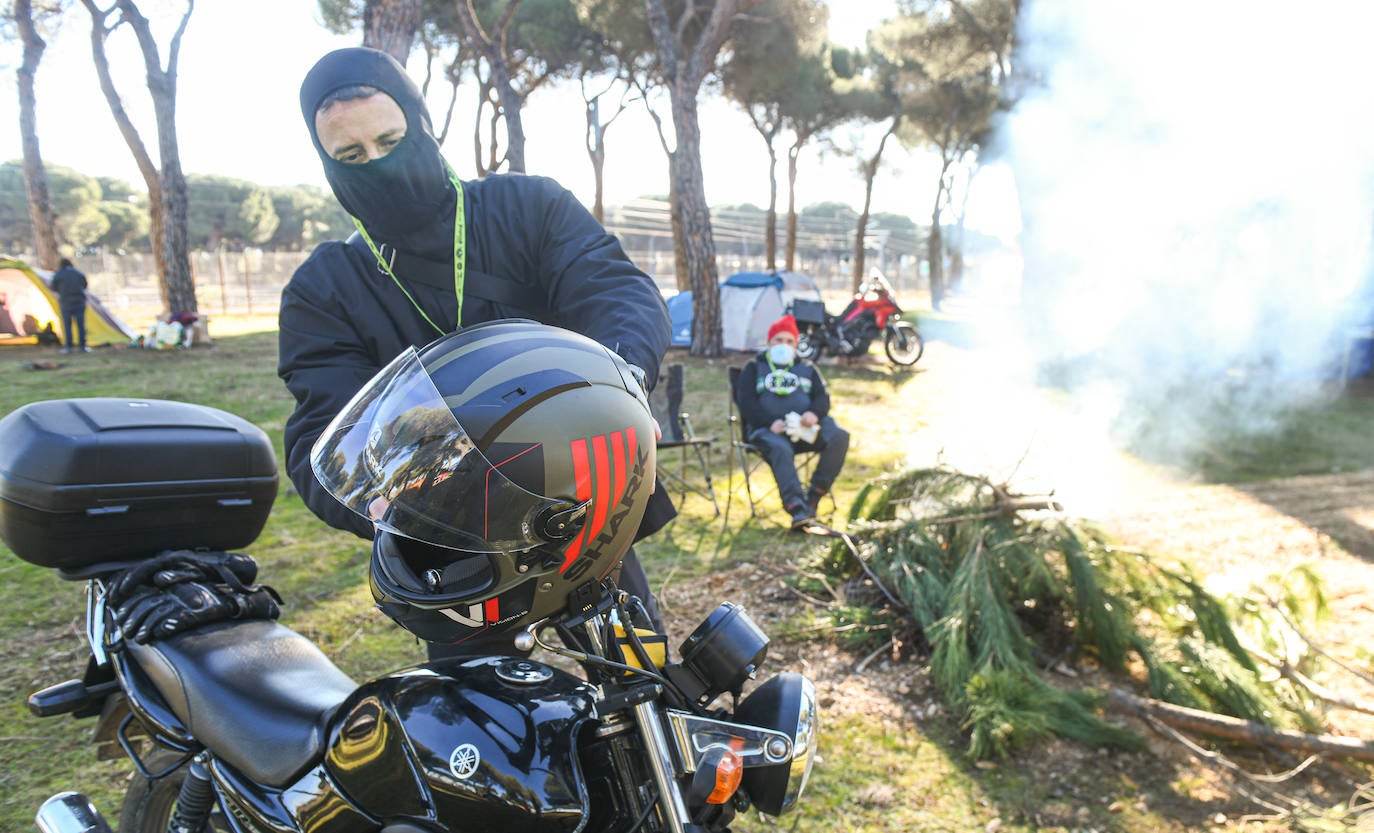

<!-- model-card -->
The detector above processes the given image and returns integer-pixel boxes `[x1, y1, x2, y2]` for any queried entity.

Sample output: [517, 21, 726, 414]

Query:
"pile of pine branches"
[824, 466, 1325, 760]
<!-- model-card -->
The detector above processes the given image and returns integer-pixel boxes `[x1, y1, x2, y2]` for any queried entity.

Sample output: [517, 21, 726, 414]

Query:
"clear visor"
[310, 347, 565, 553]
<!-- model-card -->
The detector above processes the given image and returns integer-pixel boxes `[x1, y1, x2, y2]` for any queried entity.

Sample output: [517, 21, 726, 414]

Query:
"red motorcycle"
[791, 270, 924, 366]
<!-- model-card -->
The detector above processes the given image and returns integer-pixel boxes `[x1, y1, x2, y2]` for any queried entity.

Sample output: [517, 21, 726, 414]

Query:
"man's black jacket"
[50, 265, 88, 310]
[278, 173, 672, 539]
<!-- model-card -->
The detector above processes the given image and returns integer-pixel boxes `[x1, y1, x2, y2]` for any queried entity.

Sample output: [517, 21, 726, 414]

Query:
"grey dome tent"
[776, 270, 823, 312]
[720, 271, 785, 352]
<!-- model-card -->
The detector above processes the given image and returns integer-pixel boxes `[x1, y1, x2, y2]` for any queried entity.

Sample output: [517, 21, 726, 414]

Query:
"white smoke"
[979, 1, 1374, 476]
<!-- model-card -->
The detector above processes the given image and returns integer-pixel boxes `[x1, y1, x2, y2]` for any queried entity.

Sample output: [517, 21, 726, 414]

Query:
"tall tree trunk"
[471, 69, 493, 175]
[928, 192, 945, 312]
[490, 61, 526, 173]
[746, 112, 781, 273]
[644, 0, 758, 358]
[785, 135, 806, 273]
[852, 118, 897, 292]
[764, 136, 778, 272]
[927, 222, 944, 311]
[667, 161, 690, 293]
[455, 0, 526, 173]
[15, 0, 61, 269]
[362, 0, 422, 65]
[80, 0, 169, 304]
[119, 0, 197, 313]
[582, 80, 631, 225]
[927, 156, 953, 311]
[433, 58, 461, 145]
[669, 92, 722, 356]
[585, 94, 607, 222]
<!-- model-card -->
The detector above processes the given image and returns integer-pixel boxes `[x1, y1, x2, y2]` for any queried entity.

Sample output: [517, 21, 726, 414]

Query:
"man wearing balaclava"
[733, 314, 850, 529]
[279, 48, 672, 651]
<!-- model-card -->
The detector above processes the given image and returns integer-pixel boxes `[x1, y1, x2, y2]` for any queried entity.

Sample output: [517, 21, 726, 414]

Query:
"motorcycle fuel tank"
[325, 656, 598, 833]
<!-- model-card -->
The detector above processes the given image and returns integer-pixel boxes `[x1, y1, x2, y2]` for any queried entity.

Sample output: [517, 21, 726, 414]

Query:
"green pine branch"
[826, 466, 1319, 759]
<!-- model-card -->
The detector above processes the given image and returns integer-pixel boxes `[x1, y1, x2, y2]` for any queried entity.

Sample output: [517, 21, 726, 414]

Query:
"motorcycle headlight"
[732, 673, 818, 816]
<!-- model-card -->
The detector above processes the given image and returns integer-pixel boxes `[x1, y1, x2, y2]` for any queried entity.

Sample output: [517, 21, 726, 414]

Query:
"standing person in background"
[734, 314, 850, 529]
[49, 258, 89, 354]
[278, 48, 673, 658]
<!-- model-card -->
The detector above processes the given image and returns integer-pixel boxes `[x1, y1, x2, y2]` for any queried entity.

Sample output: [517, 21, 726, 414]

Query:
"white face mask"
[768, 343, 795, 366]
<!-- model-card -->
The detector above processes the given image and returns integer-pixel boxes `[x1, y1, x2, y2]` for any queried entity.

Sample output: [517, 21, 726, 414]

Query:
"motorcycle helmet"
[310, 319, 657, 644]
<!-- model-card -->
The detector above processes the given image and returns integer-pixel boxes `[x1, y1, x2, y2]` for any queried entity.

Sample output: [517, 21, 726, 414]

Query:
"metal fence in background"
[76, 249, 303, 327]
[66, 212, 925, 327]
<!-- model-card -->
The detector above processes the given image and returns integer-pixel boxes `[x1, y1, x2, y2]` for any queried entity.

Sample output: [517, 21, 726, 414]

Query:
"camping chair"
[725, 365, 831, 523]
[651, 364, 719, 516]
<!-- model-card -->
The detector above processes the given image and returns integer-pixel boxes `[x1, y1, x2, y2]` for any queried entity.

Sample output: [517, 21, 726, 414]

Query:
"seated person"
[734, 314, 850, 528]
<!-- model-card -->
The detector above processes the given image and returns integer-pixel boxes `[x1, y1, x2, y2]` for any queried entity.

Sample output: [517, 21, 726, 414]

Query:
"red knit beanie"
[767, 314, 799, 342]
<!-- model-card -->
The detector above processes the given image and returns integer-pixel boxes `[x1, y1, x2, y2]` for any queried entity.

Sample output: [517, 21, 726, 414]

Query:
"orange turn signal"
[705, 750, 744, 805]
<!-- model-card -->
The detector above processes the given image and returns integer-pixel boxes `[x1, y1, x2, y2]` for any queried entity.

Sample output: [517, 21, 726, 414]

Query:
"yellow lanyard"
[351, 163, 466, 337]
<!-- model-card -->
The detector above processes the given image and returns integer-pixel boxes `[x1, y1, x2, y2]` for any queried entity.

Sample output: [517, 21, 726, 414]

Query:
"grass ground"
[1, 317, 1371, 831]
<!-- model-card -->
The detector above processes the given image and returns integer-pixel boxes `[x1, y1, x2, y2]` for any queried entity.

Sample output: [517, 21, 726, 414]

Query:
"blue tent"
[721, 271, 784, 290]
[666, 290, 693, 347]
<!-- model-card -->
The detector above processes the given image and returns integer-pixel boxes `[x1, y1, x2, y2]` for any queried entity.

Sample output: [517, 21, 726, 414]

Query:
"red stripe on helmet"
[485, 598, 499, 623]
[561, 437, 593, 572]
[586, 434, 612, 546]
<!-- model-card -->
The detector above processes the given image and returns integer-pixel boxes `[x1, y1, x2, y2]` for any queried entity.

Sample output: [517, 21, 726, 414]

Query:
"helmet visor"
[310, 346, 566, 553]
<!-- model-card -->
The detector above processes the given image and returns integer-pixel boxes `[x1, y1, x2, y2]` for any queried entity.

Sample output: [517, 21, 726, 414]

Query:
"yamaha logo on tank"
[449, 743, 481, 779]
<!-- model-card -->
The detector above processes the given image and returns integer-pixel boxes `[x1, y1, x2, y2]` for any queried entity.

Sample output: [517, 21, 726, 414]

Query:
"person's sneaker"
[59, 347, 72, 355]
[80, 346, 92, 353]
[805, 486, 828, 514]
[786, 500, 815, 530]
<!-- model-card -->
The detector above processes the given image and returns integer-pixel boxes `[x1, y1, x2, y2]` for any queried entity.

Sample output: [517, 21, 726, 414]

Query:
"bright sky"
[0, 0, 1021, 238]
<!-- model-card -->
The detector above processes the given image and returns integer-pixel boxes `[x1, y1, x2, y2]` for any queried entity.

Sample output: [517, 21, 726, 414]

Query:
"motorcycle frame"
[59, 579, 796, 833]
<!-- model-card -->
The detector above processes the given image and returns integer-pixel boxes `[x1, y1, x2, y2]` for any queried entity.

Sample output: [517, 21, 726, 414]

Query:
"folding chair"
[725, 365, 827, 522]
[652, 364, 719, 516]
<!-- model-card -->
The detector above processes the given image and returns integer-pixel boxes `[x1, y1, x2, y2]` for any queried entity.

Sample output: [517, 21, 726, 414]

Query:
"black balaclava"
[300, 47, 456, 257]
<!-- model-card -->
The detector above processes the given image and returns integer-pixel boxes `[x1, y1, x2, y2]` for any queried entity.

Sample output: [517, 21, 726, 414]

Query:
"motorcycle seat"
[127, 618, 358, 787]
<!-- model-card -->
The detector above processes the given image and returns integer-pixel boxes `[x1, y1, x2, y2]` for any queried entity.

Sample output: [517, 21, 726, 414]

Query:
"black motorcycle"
[6, 397, 816, 833]
[791, 270, 924, 367]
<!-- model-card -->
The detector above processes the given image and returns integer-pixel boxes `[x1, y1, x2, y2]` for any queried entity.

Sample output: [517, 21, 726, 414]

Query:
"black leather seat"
[128, 619, 358, 786]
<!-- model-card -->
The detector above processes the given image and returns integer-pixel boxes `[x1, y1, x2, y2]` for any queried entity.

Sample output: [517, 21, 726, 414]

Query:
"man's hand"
[771, 418, 787, 434]
[800, 411, 819, 427]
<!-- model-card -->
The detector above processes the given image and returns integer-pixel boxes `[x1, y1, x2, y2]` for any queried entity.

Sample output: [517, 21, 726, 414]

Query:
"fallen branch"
[1110, 689, 1374, 762]
[775, 577, 833, 609]
[838, 532, 910, 616]
[855, 635, 898, 674]
[1247, 645, 1374, 716]
[1267, 599, 1374, 691]
[918, 498, 1065, 526]
[1133, 709, 1313, 819]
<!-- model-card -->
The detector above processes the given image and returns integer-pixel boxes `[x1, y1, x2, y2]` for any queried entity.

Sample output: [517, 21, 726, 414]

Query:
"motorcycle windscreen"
[310, 346, 563, 553]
